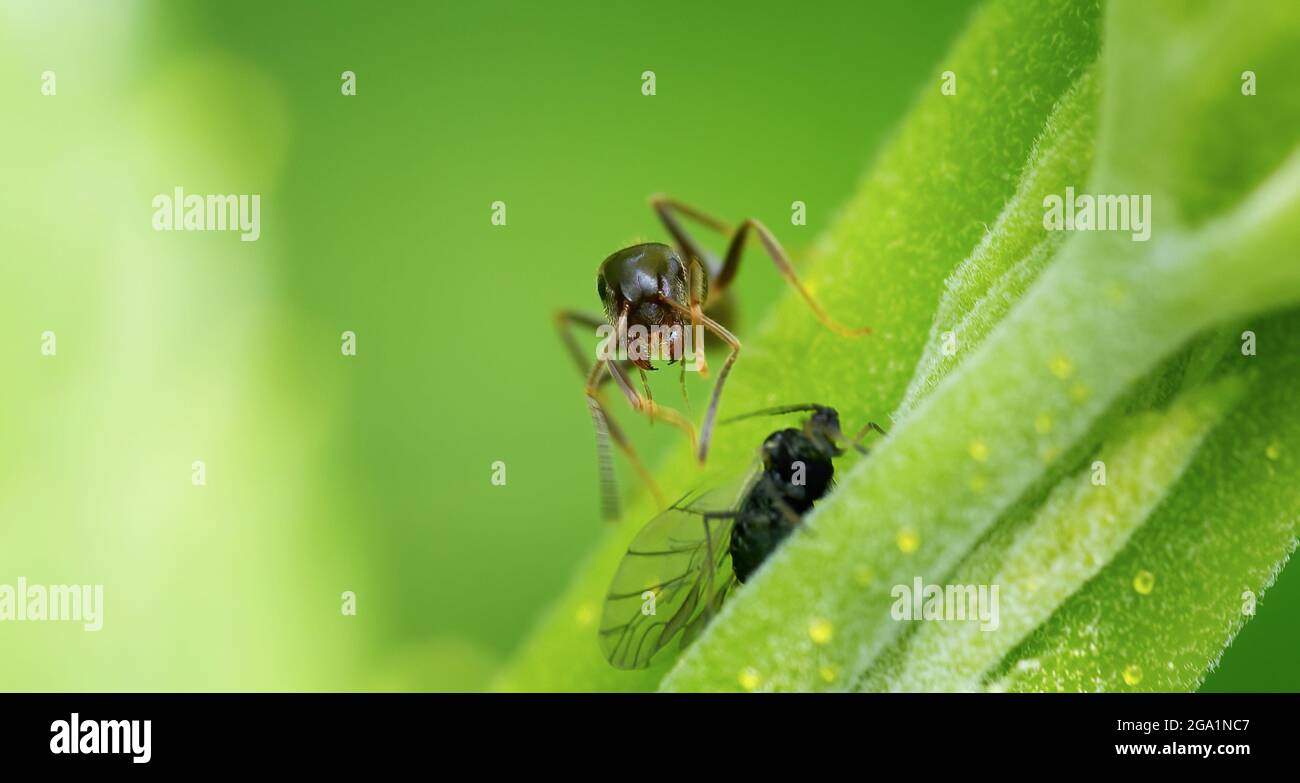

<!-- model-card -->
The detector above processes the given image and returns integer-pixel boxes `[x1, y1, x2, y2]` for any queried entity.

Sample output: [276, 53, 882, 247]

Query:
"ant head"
[598, 243, 690, 368]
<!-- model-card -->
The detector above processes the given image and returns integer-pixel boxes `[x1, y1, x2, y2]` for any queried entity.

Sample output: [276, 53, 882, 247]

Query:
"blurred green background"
[0, 0, 1293, 690]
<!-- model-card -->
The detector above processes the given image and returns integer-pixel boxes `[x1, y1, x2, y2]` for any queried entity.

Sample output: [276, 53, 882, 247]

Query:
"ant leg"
[584, 360, 665, 519]
[605, 359, 698, 452]
[609, 302, 695, 445]
[649, 196, 730, 363]
[564, 303, 689, 438]
[554, 309, 611, 376]
[714, 217, 871, 336]
[649, 195, 732, 277]
[557, 307, 653, 468]
[661, 298, 740, 464]
[556, 308, 642, 406]
[566, 305, 696, 469]
[601, 401, 666, 513]
[686, 257, 710, 378]
[585, 389, 621, 520]
[651, 197, 870, 335]
[604, 409, 666, 512]
[638, 367, 654, 426]
[560, 311, 694, 515]
[678, 357, 690, 413]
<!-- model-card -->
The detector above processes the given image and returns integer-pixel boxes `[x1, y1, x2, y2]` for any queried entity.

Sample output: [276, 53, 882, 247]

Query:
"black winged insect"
[598, 403, 885, 670]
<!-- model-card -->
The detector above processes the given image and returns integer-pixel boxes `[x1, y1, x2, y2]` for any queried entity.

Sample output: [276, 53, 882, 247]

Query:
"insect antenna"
[719, 403, 829, 425]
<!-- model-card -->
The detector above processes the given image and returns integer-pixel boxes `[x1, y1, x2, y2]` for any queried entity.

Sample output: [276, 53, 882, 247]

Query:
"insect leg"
[556, 309, 636, 398]
[767, 492, 822, 542]
[651, 196, 870, 335]
[554, 309, 609, 376]
[700, 511, 738, 615]
[585, 360, 666, 519]
[715, 217, 871, 336]
[846, 421, 888, 454]
[637, 367, 655, 425]
[678, 356, 690, 413]
[649, 195, 732, 277]
[560, 310, 666, 515]
[605, 359, 698, 452]
[661, 298, 740, 464]
[701, 514, 718, 615]
[687, 256, 710, 378]
[649, 197, 728, 370]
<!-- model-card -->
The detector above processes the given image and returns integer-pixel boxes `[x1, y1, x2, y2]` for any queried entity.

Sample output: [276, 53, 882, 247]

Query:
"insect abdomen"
[730, 455, 835, 583]
[729, 486, 805, 583]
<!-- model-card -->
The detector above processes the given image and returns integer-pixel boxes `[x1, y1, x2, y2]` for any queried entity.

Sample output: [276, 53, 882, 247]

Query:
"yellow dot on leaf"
[738, 667, 762, 691]
[1122, 664, 1143, 686]
[1133, 570, 1155, 595]
[896, 529, 920, 554]
[808, 617, 834, 645]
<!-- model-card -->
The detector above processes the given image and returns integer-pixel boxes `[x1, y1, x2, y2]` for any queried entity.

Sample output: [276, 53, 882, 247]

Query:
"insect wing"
[599, 481, 746, 669]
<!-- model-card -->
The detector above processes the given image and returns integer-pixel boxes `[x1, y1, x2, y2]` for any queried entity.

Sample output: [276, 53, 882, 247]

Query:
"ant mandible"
[555, 196, 870, 520]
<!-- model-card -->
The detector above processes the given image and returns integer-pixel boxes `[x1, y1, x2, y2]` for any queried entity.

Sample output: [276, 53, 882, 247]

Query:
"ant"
[555, 196, 870, 520]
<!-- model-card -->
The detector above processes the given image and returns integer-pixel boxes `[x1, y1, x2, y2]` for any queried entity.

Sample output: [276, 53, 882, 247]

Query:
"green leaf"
[661, 0, 1299, 693]
[992, 328, 1300, 691]
[495, 0, 1104, 692]
[497, 0, 1300, 692]
[860, 373, 1248, 692]
[896, 68, 1098, 419]
[984, 0, 1300, 693]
